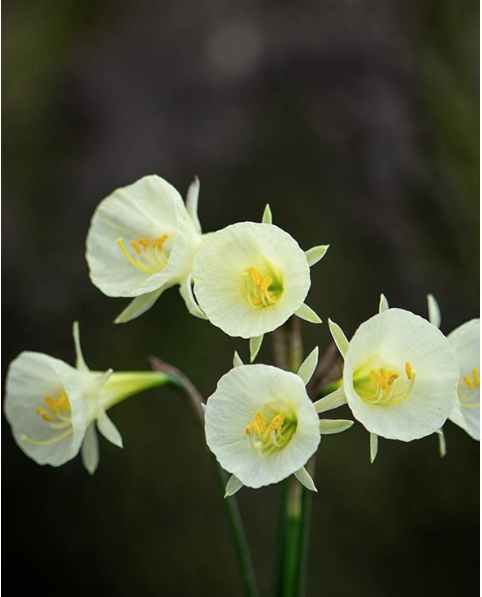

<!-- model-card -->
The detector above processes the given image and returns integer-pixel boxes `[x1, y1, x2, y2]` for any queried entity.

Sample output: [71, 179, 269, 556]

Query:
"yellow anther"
[370, 367, 399, 391]
[117, 238, 157, 275]
[248, 268, 262, 286]
[138, 236, 151, 248]
[472, 368, 480, 388]
[56, 390, 70, 412]
[463, 375, 474, 390]
[130, 241, 141, 254]
[255, 412, 267, 432]
[152, 235, 168, 251]
[45, 396, 58, 414]
[36, 408, 52, 422]
[405, 362, 413, 380]
[245, 267, 278, 309]
[245, 425, 252, 436]
[263, 411, 286, 439]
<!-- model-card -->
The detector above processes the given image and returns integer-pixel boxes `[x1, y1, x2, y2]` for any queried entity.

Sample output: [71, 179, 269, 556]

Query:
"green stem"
[214, 462, 260, 597]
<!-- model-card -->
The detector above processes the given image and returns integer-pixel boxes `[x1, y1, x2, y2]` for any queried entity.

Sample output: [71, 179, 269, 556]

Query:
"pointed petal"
[233, 351, 244, 368]
[294, 467, 317, 492]
[262, 204, 272, 224]
[249, 335, 263, 362]
[180, 275, 207, 319]
[186, 176, 202, 233]
[225, 474, 244, 497]
[319, 419, 354, 434]
[379, 294, 389, 313]
[328, 318, 349, 358]
[427, 294, 441, 328]
[72, 321, 89, 372]
[314, 386, 347, 413]
[305, 245, 329, 267]
[295, 303, 322, 324]
[435, 428, 447, 458]
[370, 433, 378, 464]
[114, 287, 166, 324]
[81, 422, 99, 475]
[201, 403, 206, 412]
[97, 410, 123, 448]
[297, 347, 319, 385]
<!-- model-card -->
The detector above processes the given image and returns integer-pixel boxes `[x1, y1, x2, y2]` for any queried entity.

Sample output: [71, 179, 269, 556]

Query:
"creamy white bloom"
[86, 175, 204, 323]
[205, 364, 321, 493]
[192, 221, 326, 358]
[447, 319, 480, 440]
[4, 323, 170, 473]
[315, 308, 459, 443]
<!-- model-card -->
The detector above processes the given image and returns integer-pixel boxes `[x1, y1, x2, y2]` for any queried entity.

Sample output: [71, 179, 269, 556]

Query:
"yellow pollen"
[405, 362, 413, 380]
[152, 235, 168, 251]
[245, 267, 278, 309]
[263, 411, 286, 439]
[130, 241, 141, 254]
[246, 410, 287, 440]
[472, 368, 480, 388]
[369, 368, 399, 391]
[138, 236, 151, 248]
[36, 390, 71, 421]
[35, 408, 52, 422]
[463, 375, 474, 390]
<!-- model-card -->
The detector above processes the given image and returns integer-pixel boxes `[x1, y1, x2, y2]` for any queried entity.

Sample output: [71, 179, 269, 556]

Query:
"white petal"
[297, 347, 319, 385]
[114, 286, 167, 324]
[205, 365, 320, 489]
[262, 204, 272, 224]
[314, 386, 347, 413]
[379, 294, 389, 313]
[225, 474, 244, 497]
[294, 467, 317, 492]
[328, 319, 349, 358]
[81, 422, 99, 474]
[186, 176, 201, 233]
[370, 433, 378, 463]
[305, 245, 329, 267]
[249, 335, 263, 363]
[427, 294, 441, 328]
[233, 351, 244, 367]
[319, 419, 354, 434]
[435, 428, 447, 458]
[192, 222, 311, 339]
[96, 410, 123, 448]
[179, 275, 207, 320]
[73, 321, 89, 372]
[295, 303, 322, 324]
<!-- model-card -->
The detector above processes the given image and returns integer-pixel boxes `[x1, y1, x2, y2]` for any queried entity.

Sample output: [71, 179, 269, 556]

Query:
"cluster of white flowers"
[5, 174, 479, 493]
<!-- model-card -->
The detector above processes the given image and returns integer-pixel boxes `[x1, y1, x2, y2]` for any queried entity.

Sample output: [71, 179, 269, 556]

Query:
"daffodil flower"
[425, 295, 479, 444]
[4, 323, 170, 473]
[86, 175, 205, 323]
[314, 304, 459, 461]
[192, 209, 327, 361]
[447, 319, 480, 440]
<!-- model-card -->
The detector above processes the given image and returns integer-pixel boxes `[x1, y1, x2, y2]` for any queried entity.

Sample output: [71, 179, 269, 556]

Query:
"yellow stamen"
[21, 428, 73, 446]
[36, 390, 71, 422]
[152, 235, 168, 251]
[138, 236, 151, 248]
[405, 362, 413, 380]
[472, 368, 480, 388]
[463, 375, 474, 390]
[245, 267, 278, 309]
[117, 238, 157, 275]
[263, 411, 286, 439]
[130, 241, 141, 254]
[35, 408, 52, 422]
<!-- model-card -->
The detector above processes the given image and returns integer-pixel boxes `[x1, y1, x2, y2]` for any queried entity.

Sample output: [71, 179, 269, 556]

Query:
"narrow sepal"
[186, 176, 201, 232]
[314, 386, 347, 413]
[435, 428, 447, 458]
[370, 433, 379, 464]
[96, 410, 123, 448]
[294, 466, 317, 492]
[295, 303, 322, 324]
[427, 294, 441, 328]
[73, 321, 89, 372]
[262, 204, 272, 224]
[328, 318, 349, 358]
[319, 419, 354, 434]
[81, 422, 99, 475]
[379, 294, 389, 313]
[225, 474, 244, 497]
[233, 351, 244, 368]
[249, 335, 263, 362]
[305, 245, 329, 267]
[115, 287, 165, 324]
[297, 346, 319, 385]
[180, 276, 207, 320]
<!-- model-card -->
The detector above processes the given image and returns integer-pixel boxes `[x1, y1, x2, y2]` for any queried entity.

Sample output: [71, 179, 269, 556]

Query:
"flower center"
[459, 367, 480, 408]
[22, 390, 74, 446]
[245, 408, 296, 457]
[355, 361, 416, 406]
[117, 234, 169, 275]
[244, 267, 283, 309]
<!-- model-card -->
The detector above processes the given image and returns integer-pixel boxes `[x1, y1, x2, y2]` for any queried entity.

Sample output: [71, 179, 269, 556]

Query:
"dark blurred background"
[2, 1, 479, 596]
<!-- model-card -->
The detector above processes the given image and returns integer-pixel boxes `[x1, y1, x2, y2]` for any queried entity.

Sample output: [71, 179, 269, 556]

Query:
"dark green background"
[3, 1, 479, 596]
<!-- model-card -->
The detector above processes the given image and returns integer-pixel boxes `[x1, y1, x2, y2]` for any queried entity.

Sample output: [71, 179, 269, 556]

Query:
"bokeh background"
[2, 1, 479, 596]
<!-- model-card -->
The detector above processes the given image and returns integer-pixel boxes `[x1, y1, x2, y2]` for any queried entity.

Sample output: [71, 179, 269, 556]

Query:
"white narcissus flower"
[315, 306, 459, 460]
[86, 175, 205, 323]
[192, 212, 328, 361]
[4, 323, 170, 473]
[447, 319, 480, 440]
